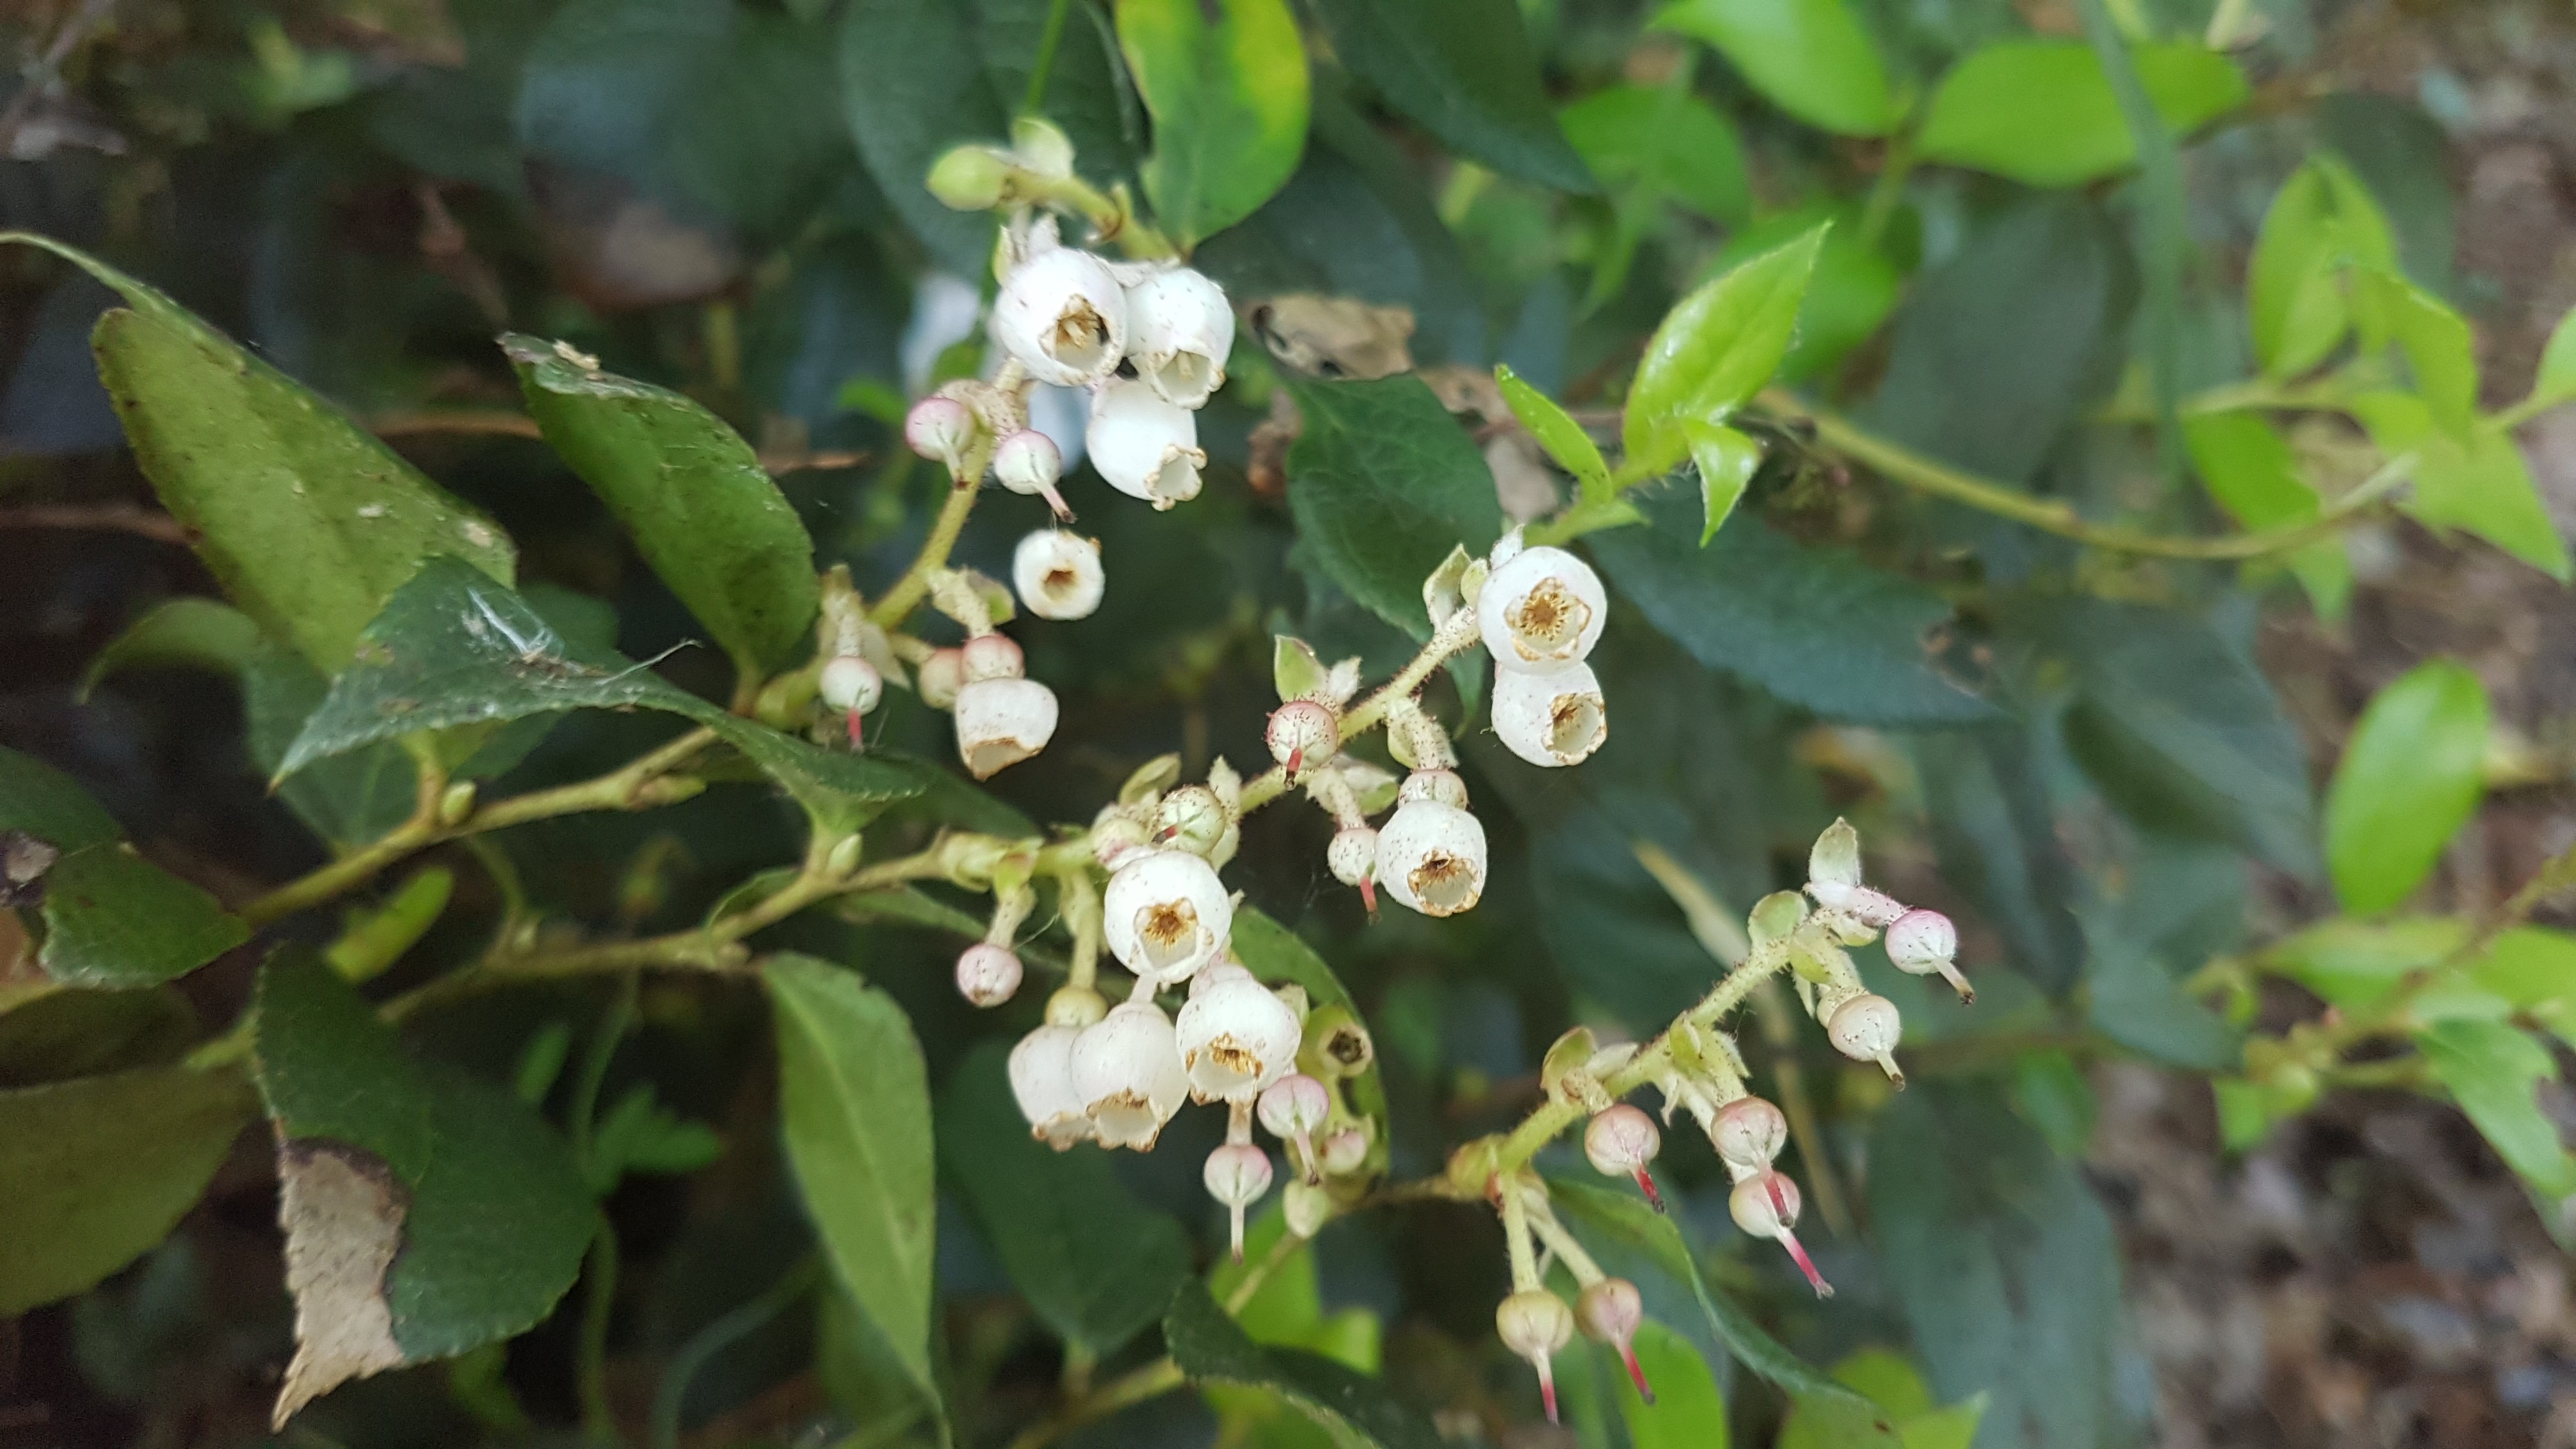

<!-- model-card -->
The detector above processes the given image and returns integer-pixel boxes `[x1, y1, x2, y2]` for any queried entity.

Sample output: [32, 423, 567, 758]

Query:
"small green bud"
[825, 834, 863, 877]
[928, 144, 1012, 211]
[437, 781, 477, 827]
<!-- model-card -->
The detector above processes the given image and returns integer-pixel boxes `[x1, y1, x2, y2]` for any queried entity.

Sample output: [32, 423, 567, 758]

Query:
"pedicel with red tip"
[1632, 1167, 1666, 1213]
[1765, 1176, 1834, 1299]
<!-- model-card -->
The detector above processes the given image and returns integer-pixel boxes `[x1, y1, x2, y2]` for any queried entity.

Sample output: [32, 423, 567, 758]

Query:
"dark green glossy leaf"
[1165, 1280, 1442, 1449]
[938, 1044, 1189, 1355]
[976, 0, 1143, 183]
[1652, 0, 1897, 137]
[2325, 659, 2489, 914]
[2181, 411, 2352, 616]
[767, 954, 940, 1412]
[2081, 838, 2242, 1068]
[1623, 226, 1822, 473]
[505, 335, 818, 678]
[1310, 0, 1591, 194]
[79, 597, 263, 701]
[0, 233, 517, 673]
[0, 985, 197, 1087]
[0, 1064, 256, 1314]
[1284, 376, 1505, 637]
[1589, 492, 1994, 726]
[839, 0, 1005, 268]
[1117, 0, 1310, 249]
[1915, 40, 2246, 187]
[0, 746, 248, 988]
[1910, 723, 2086, 994]
[246, 640, 425, 850]
[2416, 1020, 2576, 1199]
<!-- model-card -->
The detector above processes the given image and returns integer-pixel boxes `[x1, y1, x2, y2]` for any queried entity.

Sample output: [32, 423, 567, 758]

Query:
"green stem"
[649, 1255, 823, 1449]
[1236, 610, 1483, 815]
[578, 1218, 623, 1445]
[1020, 0, 1075, 114]
[2078, 0, 2188, 491]
[868, 482, 983, 629]
[1855, 128, 1917, 256]
[1004, 1358, 1186, 1449]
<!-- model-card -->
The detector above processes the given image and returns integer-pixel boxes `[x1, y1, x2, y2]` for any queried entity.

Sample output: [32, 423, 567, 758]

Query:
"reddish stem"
[1632, 1167, 1666, 1213]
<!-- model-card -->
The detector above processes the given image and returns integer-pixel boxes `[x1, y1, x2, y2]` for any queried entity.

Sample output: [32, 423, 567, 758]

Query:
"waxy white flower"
[1825, 992, 1904, 1085]
[955, 943, 1023, 1008]
[1478, 544, 1606, 674]
[1374, 798, 1487, 917]
[962, 632, 1024, 683]
[1265, 699, 1338, 780]
[1496, 1289, 1575, 1424]
[1008, 1024, 1091, 1149]
[1397, 767, 1467, 809]
[1202, 1142, 1274, 1261]
[904, 394, 976, 472]
[1175, 974, 1301, 1104]
[1101, 849, 1233, 984]
[994, 429, 1073, 519]
[1013, 529, 1105, 620]
[1887, 908, 1972, 1002]
[1123, 266, 1234, 408]
[991, 247, 1126, 385]
[1258, 1073, 1331, 1182]
[1326, 827, 1379, 910]
[1577, 1278, 1654, 1403]
[818, 655, 884, 747]
[1153, 785, 1228, 859]
[1070, 1001, 1188, 1150]
[1729, 1169, 1832, 1298]
[1491, 662, 1607, 767]
[1708, 1096, 1787, 1172]
[1087, 378, 1205, 508]
[917, 647, 964, 710]
[1317, 1126, 1368, 1175]
[1583, 1103, 1664, 1210]
[954, 677, 1058, 779]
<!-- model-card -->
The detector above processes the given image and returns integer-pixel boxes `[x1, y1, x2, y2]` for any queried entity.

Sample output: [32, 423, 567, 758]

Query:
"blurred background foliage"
[3, 0, 2576, 1446]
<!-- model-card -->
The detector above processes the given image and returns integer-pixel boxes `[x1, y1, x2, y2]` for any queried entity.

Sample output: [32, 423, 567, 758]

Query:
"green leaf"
[1546, 1178, 1895, 1438]
[2470, 928, 2576, 1050]
[0, 233, 518, 673]
[1308, 0, 1590, 194]
[2350, 391, 2572, 580]
[1616, 1318, 1728, 1447]
[1230, 906, 1390, 1142]
[0, 746, 249, 988]
[2245, 155, 2396, 378]
[1623, 225, 1823, 473]
[1496, 364, 1609, 498]
[1915, 40, 2247, 188]
[503, 335, 818, 678]
[767, 954, 940, 1414]
[0, 1064, 256, 1315]
[587, 1085, 723, 1188]
[1164, 1280, 1443, 1449]
[2532, 303, 2576, 408]
[938, 1044, 1189, 1356]
[839, 0, 1006, 268]
[976, 0, 1145, 185]
[1781, 1350, 1988, 1449]
[79, 597, 264, 701]
[1651, 0, 1897, 137]
[2324, 659, 2490, 914]
[1588, 493, 1995, 726]
[2354, 268, 2477, 437]
[1685, 422, 1760, 544]
[1117, 0, 1310, 249]
[1866, 1082, 2128, 1449]
[0, 985, 198, 1088]
[244, 640, 424, 849]
[253, 949, 595, 1422]
[2416, 1020, 2576, 1199]
[1908, 723, 2086, 993]
[1284, 375, 1506, 638]
[1558, 83, 1750, 227]
[2181, 411, 2352, 617]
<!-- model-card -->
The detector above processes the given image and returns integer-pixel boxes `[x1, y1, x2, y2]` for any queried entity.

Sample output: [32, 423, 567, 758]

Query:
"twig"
[0, 503, 190, 545]
[1002, 1357, 1185, 1449]
[368, 411, 871, 475]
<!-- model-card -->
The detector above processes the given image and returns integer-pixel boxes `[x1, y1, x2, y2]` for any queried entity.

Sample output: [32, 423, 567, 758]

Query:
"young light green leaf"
[838, 0, 1004, 269]
[1164, 1279, 1443, 1449]
[938, 1044, 1189, 1356]
[1651, 0, 1897, 137]
[2352, 268, 2477, 437]
[504, 335, 818, 679]
[1558, 83, 1751, 227]
[0, 746, 248, 988]
[0, 233, 517, 673]
[2533, 303, 2576, 409]
[767, 954, 940, 1413]
[2470, 928, 2576, 1051]
[1915, 41, 2247, 188]
[1685, 422, 1761, 545]
[2416, 1020, 2576, 1199]
[78, 597, 264, 702]
[1117, 0, 1310, 248]
[254, 949, 595, 1424]
[1284, 375, 1506, 638]
[0, 1064, 256, 1315]
[1308, 0, 1591, 194]
[2351, 391, 2572, 580]
[1616, 1319, 1728, 1447]
[2246, 155, 2395, 378]
[1780, 1350, 1988, 1449]
[1623, 225, 1823, 473]
[1496, 364, 1609, 498]
[2324, 659, 2490, 914]
[1274, 635, 1332, 703]
[2181, 411, 2352, 617]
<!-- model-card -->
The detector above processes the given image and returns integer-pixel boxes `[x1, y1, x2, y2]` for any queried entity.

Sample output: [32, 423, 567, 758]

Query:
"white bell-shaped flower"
[1123, 266, 1234, 408]
[1491, 663, 1607, 767]
[954, 677, 1059, 779]
[1101, 849, 1233, 984]
[1583, 1103, 1665, 1210]
[1087, 378, 1204, 509]
[1478, 544, 1606, 674]
[1174, 974, 1301, 1103]
[1258, 1073, 1330, 1181]
[818, 654, 885, 748]
[1008, 1024, 1092, 1149]
[1374, 799, 1487, 917]
[1070, 1000, 1189, 1150]
[1265, 699, 1338, 779]
[1013, 530, 1105, 620]
[991, 247, 1126, 385]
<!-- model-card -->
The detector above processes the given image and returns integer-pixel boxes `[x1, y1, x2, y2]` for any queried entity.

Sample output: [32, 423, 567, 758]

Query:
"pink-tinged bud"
[1101, 850, 1232, 985]
[1577, 1278, 1653, 1404]
[1495, 1289, 1575, 1423]
[1091, 813, 1151, 871]
[1710, 1096, 1788, 1172]
[818, 655, 884, 747]
[962, 631, 1025, 683]
[1326, 827, 1379, 912]
[1491, 662, 1607, 768]
[953, 677, 1058, 779]
[1123, 266, 1234, 408]
[994, 429, 1073, 519]
[955, 942, 1023, 1008]
[1584, 1103, 1664, 1211]
[992, 247, 1127, 386]
[1477, 544, 1606, 675]
[1825, 993, 1905, 1085]
[905, 395, 976, 469]
[1012, 529, 1103, 620]
[1257, 1073, 1331, 1182]
[1008, 1024, 1092, 1149]
[1844, 886, 1907, 928]
[1152, 785, 1227, 857]
[1265, 698, 1339, 780]
[1174, 975, 1301, 1104]
[1087, 378, 1204, 509]
[1202, 1143, 1275, 1261]
[1317, 1126, 1368, 1175]
[1887, 908, 1971, 1002]
[917, 647, 965, 710]
[1374, 799, 1486, 917]
[1396, 768, 1467, 809]
[1071, 1001, 1188, 1150]
[1729, 1170, 1832, 1298]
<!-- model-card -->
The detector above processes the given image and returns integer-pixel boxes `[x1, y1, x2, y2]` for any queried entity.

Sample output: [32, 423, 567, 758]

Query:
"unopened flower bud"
[1101, 849, 1232, 984]
[1257, 1073, 1331, 1181]
[1317, 1126, 1368, 1175]
[954, 677, 1059, 778]
[1496, 1289, 1575, 1423]
[1071, 1001, 1188, 1150]
[1202, 1142, 1274, 1261]
[1825, 992, 1904, 1085]
[1123, 266, 1234, 408]
[1478, 544, 1606, 674]
[955, 942, 1023, 1008]
[1491, 663, 1607, 767]
[1013, 529, 1104, 620]
[1153, 785, 1229, 858]
[1087, 378, 1204, 508]
[927, 144, 1011, 211]
[1175, 976, 1301, 1104]
[1397, 767, 1467, 809]
[1045, 983, 1108, 1028]
[1730, 1170, 1832, 1298]
[1326, 827, 1379, 911]
[1091, 813, 1151, 871]
[905, 394, 977, 470]
[1887, 908, 1972, 1002]
[1008, 116, 1073, 179]
[992, 247, 1126, 386]
[917, 647, 965, 710]
[962, 632, 1025, 682]
[1265, 698, 1338, 780]
[1283, 1178, 1333, 1239]
[1009, 1024, 1092, 1149]
[817, 655, 884, 747]
[1583, 1103, 1664, 1211]
[994, 429, 1073, 520]
[1576, 1278, 1653, 1404]
[1374, 798, 1487, 917]
[1709, 1096, 1787, 1172]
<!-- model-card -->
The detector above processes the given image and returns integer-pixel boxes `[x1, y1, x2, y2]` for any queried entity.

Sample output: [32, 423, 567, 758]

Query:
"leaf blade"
[1117, 0, 1311, 248]
[2325, 659, 2490, 914]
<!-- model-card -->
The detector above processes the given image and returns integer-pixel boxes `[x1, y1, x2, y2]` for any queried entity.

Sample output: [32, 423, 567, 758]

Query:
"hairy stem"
[1236, 610, 1485, 815]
